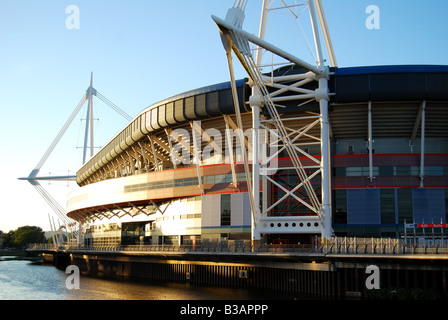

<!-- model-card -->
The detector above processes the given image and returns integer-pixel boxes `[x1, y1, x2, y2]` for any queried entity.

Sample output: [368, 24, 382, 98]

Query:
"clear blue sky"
[1, 0, 447, 233]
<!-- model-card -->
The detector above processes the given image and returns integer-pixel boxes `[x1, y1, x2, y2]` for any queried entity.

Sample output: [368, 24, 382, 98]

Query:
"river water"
[0, 256, 294, 300]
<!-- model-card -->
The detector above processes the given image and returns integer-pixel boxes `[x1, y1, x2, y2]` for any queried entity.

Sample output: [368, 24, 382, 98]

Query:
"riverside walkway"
[27, 236, 448, 256]
[27, 237, 448, 299]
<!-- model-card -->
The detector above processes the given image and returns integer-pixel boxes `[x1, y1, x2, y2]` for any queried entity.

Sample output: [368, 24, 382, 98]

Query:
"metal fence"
[27, 237, 448, 255]
[321, 237, 448, 255]
[27, 241, 314, 254]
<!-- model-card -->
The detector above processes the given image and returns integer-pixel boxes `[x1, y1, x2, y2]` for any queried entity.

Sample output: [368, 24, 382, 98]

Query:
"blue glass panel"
[347, 189, 381, 225]
[412, 188, 446, 223]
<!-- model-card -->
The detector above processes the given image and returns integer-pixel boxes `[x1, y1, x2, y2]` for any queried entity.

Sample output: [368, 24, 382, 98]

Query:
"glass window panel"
[236, 172, 246, 181]
[426, 166, 444, 176]
[380, 189, 396, 224]
[346, 167, 363, 176]
[395, 166, 411, 176]
[221, 194, 231, 226]
[397, 188, 413, 223]
[154, 181, 164, 188]
[334, 167, 346, 177]
[215, 174, 226, 184]
[333, 189, 347, 224]
[164, 180, 174, 188]
[204, 176, 214, 184]
[410, 166, 420, 176]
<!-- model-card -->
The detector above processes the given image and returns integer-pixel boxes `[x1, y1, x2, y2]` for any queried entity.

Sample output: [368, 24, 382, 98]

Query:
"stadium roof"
[77, 65, 448, 185]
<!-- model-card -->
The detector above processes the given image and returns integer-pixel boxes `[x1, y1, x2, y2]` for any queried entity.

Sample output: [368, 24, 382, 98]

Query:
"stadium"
[65, 2, 448, 248]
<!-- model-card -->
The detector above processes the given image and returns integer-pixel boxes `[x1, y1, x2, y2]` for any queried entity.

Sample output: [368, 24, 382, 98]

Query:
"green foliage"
[2, 226, 46, 248]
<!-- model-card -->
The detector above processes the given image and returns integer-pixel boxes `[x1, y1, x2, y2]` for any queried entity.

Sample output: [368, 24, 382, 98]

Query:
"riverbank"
[0, 249, 27, 256]
[0, 249, 42, 263]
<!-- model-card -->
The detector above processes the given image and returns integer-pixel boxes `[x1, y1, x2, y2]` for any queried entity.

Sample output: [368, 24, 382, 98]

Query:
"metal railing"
[320, 237, 448, 255]
[27, 241, 315, 254]
[27, 237, 448, 255]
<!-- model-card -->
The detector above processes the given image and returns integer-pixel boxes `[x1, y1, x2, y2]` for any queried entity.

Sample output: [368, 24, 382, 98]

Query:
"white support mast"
[250, 0, 270, 243]
[19, 73, 132, 245]
[83, 72, 95, 164]
[213, 0, 337, 242]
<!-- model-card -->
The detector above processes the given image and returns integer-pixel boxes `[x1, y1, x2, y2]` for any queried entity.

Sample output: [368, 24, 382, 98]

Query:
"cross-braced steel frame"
[213, 0, 337, 241]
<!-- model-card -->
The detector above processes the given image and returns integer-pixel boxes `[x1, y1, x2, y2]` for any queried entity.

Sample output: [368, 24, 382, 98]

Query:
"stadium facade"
[65, 2, 448, 247]
[66, 64, 448, 247]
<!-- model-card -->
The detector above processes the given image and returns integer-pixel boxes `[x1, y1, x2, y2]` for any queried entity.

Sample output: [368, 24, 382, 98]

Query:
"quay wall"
[40, 249, 448, 299]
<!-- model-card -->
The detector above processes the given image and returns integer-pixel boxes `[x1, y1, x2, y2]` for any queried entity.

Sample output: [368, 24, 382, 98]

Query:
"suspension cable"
[95, 91, 132, 121]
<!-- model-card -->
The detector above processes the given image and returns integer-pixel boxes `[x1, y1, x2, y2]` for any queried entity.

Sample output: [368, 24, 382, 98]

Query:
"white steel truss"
[213, 0, 336, 241]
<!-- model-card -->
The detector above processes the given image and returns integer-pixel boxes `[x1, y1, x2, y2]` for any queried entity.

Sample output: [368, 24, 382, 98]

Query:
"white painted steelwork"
[19, 73, 131, 242]
[213, 0, 336, 241]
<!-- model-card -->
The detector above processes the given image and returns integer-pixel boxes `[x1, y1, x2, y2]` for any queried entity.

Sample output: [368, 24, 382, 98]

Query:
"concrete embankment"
[35, 248, 448, 299]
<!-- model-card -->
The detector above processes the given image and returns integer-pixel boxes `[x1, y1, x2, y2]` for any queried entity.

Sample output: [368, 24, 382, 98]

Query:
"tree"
[3, 226, 46, 248]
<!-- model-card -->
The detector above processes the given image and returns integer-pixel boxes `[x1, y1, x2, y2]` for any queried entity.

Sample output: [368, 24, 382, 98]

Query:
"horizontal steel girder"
[259, 216, 322, 234]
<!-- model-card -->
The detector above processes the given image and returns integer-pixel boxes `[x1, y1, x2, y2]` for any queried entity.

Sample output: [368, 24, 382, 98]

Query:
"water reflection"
[0, 257, 290, 300]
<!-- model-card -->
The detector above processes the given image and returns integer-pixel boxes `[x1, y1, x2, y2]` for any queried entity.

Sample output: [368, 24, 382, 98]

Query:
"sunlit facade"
[67, 65, 448, 246]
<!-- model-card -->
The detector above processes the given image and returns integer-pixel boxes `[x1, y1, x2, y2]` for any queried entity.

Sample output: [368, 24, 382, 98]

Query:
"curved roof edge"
[76, 65, 448, 185]
[134, 79, 247, 119]
[331, 64, 448, 103]
[334, 64, 448, 76]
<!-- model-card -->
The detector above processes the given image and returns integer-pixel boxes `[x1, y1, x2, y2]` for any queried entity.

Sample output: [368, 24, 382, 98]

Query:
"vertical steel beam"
[83, 73, 94, 164]
[148, 135, 160, 171]
[137, 142, 148, 172]
[165, 128, 177, 169]
[309, 0, 324, 67]
[318, 75, 332, 240]
[250, 0, 269, 244]
[82, 98, 91, 164]
[252, 104, 261, 242]
[256, 0, 270, 59]
[420, 101, 426, 187]
[368, 101, 374, 182]
[126, 150, 135, 175]
[190, 121, 204, 193]
[314, 0, 337, 67]
[89, 73, 94, 158]
[223, 115, 238, 187]
[261, 126, 270, 218]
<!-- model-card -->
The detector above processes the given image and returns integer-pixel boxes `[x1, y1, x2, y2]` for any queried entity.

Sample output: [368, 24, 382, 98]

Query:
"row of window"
[119, 165, 448, 194]
[124, 172, 250, 193]
[155, 213, 202, 222]
[333, 188, 448, 226]
[334, 166, 448, 177]
[83, 237, 121, 247]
